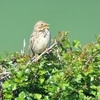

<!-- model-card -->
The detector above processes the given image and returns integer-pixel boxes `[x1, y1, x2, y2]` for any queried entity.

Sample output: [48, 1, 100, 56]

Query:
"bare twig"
[0, 71, 10, 83]
[0, 74, 10, 82]
[56, 49, 61, 62]
[85, 56, 92, 67]
[21, 39, 26, 56]
[0, 72, 10, 76]
[27, 40, 57, 65]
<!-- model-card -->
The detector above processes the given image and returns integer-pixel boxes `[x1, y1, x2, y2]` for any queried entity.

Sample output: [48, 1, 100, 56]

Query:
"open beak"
[44, 24, 49, 29]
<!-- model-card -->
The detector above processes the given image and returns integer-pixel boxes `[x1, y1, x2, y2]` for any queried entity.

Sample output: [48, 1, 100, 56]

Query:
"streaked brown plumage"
[29, 21, 51, 57]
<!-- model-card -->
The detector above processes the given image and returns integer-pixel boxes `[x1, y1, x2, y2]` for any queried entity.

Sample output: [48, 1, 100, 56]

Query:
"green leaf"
[3, 81, 10, 88]
[39, 78, 45, 84]
[65, 31, 69, 35]
[19, 91, 26, 98]
[25, 68, 30, 74]
[12, 83, 17, 90]
[2, 32, 100, 100]
[4, 93, 12, 99]
[75, 74, 82, 82]
[39, 60, 46, 68]
[16, 71, 23, 78]
[95, 35, 100, 43]
[73, 40, 81, 48]
[34, 93, 42, 100]
[97, 86, 100, 99]
[15, 91, 26, 100]
[3, 80, 13, 92]
[39, 70, 46, 75]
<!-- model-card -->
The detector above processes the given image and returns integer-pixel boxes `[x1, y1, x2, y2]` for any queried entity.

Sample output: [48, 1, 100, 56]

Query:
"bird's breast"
[33, 29, 51, 54]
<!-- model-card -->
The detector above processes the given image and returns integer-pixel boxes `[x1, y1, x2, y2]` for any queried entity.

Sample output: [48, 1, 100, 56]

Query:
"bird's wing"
[29, 31, 37, 56]
[29, 33, 35, 49]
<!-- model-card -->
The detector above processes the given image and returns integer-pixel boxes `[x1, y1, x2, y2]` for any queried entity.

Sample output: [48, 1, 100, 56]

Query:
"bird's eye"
[41, 23, 43, 25]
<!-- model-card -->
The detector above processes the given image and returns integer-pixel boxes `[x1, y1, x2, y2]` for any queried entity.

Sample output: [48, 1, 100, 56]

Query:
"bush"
[1, 32, 100, 100]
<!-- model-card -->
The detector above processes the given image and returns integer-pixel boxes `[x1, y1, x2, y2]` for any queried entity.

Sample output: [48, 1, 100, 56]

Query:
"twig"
[0, 72, 10, 76]
[0, 71, 10, 82]
[21, 39, 26, 56]
[27, 40, 57, 65]
[0, 74, 10, 82]
[85, 56, 92, 67]
[56, 49, 61, 62]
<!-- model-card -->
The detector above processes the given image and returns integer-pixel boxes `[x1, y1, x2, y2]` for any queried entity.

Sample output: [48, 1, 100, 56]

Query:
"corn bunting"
[29, 21, 51, 57]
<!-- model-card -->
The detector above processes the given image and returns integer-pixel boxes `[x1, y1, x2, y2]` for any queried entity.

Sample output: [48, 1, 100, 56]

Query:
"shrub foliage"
[0, 32, 100, 100]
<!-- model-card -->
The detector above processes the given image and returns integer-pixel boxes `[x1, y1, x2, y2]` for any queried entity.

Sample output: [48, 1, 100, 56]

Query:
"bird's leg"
[45, 47, 52, 54]
[32, 54, 40, 62]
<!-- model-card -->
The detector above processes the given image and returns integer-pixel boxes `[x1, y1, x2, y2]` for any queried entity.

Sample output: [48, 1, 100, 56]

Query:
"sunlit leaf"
[73, 40, 82, 48]
[34, 94, 42, 100]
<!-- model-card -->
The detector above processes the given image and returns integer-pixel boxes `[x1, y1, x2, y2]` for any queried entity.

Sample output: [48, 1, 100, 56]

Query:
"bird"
[29, 21, 51, 57]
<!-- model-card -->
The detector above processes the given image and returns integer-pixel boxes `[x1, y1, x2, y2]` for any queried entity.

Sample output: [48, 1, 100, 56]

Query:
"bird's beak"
[44, 24, 49, 29]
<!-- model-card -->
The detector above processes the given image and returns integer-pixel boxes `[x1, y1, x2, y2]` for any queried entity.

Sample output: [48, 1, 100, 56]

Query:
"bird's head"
[34, 21, 49, 31]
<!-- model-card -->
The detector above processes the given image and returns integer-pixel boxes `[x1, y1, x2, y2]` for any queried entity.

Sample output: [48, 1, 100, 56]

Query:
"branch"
[27, 40, 57, 65]
[0, 72, 10, 76]
[0, 71, 10, 82]
[56, 49, 61, 62]
[21, 39, 26, 56]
